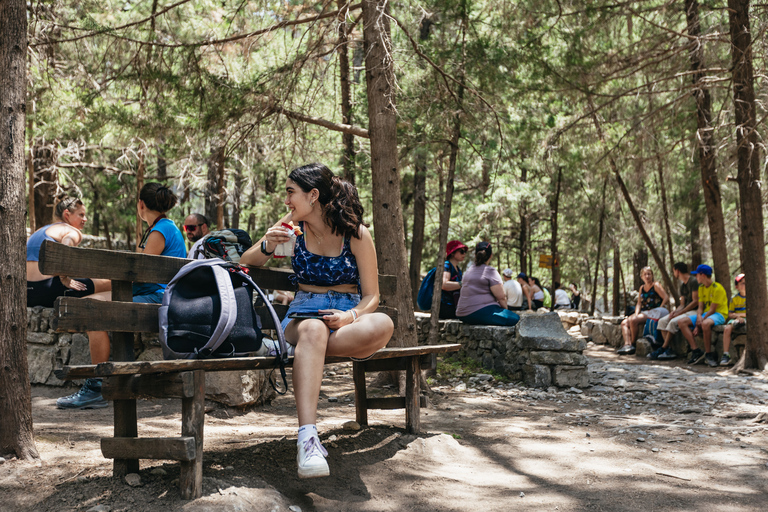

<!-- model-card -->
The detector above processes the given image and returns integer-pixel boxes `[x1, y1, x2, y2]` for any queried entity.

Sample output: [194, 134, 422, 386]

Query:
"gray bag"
[158, 259, 288, 361]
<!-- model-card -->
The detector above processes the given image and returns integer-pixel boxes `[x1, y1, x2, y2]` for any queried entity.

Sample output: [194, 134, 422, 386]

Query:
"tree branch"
[275, 107, 369, 138]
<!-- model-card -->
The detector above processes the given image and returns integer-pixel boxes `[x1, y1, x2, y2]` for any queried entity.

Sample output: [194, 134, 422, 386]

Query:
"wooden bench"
[39, 240, 459, 499]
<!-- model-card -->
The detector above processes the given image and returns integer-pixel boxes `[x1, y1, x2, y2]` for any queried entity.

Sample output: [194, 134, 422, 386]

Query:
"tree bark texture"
[728, 0, 768, 371]
[338, 0, 356, 183]
[685, 0, 731, 297]
[135, 150, 145, 244]
[408, 153, 427, 306]
[613, 244, 621, 316]
[0, 0, 39, 460]
[362, 0, 417, 347]
[205, 144, 224, 226]
[32, 144, 55, 228]
[519, 166, 528, 273]
[550, 167, 562, 289]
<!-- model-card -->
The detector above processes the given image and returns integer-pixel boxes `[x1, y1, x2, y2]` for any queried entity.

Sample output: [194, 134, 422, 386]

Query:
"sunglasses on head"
[184, 223, 204, 232]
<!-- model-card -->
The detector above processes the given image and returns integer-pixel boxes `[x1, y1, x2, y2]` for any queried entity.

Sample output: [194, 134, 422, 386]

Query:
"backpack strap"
[163, 259, 238, 358]
[236, 269, 290, 394]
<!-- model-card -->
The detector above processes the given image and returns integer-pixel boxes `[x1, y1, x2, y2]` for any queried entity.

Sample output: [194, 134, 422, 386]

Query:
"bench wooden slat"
[101, 437, 196, 462]
[102, 373, 195, 400]
[38, 240, 398, 295]
[52, 297, 398, 333]
[53, 344, 461, 379]
[367, 396, 428, 410]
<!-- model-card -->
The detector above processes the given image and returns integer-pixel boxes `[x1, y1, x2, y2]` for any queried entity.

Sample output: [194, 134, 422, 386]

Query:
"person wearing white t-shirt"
[553, 282, 571, 310]
[501, 268, 524, 310]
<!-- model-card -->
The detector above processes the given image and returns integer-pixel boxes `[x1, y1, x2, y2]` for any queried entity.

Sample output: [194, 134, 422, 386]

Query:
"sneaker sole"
[297, 464, 330, 478]
[687, 355, 705, 365]
[57, 401, 109, 410]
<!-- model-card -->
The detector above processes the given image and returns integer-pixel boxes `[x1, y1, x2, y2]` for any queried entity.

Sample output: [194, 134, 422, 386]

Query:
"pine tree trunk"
[362, 0, 417, 347]
[550, 167, 562, 289]
[613, 245, 621, 316]
[685, 0, 731, 297]
[409, 153, 427, 305]
[519, 166, 528, 272]
[590, 176, 608, 316]
[728, 0, 768, 371]
[0, 0, 39, 461]
[338, 0, 356, 183]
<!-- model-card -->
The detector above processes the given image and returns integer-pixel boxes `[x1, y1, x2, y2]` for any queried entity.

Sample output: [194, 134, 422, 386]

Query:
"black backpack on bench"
[159, 259, 288, 361]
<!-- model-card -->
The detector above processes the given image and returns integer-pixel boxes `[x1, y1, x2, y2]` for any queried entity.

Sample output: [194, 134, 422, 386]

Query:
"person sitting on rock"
[502, 268, 524, 311]
[676, 264, 728, 367]
[517, 272, 533, 311]
[569, 282, 581, 310]
[720, 273, 746, 366]
[617, 266, 669, 355]
[527, 275, 546, 310]
[553, 282, 571, 310]
[647, 262, 699, 360]
[456, 242, 519, 326]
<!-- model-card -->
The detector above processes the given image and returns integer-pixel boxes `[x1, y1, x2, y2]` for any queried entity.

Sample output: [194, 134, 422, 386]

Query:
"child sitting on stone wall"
[720, 274, 746, 366]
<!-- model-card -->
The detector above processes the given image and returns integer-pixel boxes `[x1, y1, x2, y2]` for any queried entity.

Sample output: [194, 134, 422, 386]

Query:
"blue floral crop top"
[289, 222, 360, 288]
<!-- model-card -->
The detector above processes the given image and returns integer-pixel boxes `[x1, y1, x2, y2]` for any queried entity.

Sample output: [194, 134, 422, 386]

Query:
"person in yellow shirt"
[677, 264, 728, 367]
[720, 274, 746, 366]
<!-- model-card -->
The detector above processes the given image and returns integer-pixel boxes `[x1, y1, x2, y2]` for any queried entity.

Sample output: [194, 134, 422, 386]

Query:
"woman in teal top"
[57, 183, 186, 410]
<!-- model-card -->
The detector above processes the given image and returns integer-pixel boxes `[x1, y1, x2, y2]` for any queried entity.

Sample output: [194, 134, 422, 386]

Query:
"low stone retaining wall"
[26, 306, 275, 407]
[416, 311, 588, 388]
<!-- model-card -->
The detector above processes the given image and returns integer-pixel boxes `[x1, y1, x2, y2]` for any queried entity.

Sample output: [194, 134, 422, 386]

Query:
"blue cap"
[691, 264, 713, 277]
[517, 272, 528, 280]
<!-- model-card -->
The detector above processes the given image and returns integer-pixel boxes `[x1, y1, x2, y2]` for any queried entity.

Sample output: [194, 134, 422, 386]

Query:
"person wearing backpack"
[183, 213, 210, 258]
[240, 163, 394, 479]
[56, 183, 186, 410]
[417, 240, 466, 317]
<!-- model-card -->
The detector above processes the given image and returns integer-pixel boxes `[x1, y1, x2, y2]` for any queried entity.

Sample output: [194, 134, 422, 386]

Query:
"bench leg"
[180, 370, 205, 500]
[405, 356, 420, 434]
[113, 397, 139, 476]
[352, 361, 368, 427]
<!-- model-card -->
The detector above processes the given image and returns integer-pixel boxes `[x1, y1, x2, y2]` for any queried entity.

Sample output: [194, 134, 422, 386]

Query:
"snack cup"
[273, 223, 297, 258]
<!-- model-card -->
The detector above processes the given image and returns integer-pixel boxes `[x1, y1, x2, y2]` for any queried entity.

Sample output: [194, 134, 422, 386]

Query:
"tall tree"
[0, 0, 39, 461]
[727, 0, 768, 371]
[685, 0, 731, 297]
[362, 0, 417, 347]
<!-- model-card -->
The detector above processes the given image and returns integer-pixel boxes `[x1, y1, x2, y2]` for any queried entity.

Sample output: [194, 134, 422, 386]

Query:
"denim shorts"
[134, 290, 164, 304]
[281, 290, 361, 332]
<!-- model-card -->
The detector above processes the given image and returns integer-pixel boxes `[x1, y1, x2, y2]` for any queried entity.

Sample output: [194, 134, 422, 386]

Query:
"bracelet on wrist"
[260, 239, 274, 256]
[350, 309, 358, 321]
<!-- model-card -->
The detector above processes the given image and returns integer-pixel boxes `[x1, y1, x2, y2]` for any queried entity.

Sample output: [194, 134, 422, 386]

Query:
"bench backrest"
[39, 240, 398, 333]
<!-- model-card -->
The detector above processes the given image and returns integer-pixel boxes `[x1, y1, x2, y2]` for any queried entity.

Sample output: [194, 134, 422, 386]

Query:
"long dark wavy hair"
[288, 163, 366, 239]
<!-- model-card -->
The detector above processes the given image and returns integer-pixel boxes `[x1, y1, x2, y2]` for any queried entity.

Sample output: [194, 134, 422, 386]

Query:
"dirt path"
[2, 345, 767, 511]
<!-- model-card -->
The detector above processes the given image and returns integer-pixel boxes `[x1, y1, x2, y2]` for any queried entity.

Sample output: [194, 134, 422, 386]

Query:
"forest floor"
[2, 344, 768, 512]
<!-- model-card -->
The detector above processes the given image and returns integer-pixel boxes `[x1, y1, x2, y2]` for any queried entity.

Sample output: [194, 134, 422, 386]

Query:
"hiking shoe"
[647, 347, 664, 360]
[256, 338, 295, 357]
[686, 348, 705, 365]
[297, 435, 329, 478]
[657, 348, 677, 360]
[719, 353, 732, 366]
[56, 379, 107, 409]
[645, 334, 663, 350]
[617, 345, 636, 355]
[705, 352, 719, 367]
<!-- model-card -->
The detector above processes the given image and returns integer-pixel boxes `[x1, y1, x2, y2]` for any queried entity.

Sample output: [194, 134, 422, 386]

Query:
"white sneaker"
[297, 435, 329, 478]
[256, 338, 295, 357]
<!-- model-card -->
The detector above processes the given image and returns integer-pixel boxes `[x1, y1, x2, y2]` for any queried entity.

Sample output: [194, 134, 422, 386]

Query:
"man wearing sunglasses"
[183, 213, 210, 258]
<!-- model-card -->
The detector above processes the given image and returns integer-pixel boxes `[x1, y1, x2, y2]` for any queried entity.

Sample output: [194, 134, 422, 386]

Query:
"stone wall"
[26, 307, 275, 407]
[416, 311, 588, 388]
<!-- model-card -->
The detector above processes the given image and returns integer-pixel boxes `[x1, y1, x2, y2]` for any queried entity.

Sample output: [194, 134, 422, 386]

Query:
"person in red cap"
[439, 240, 468, 318]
